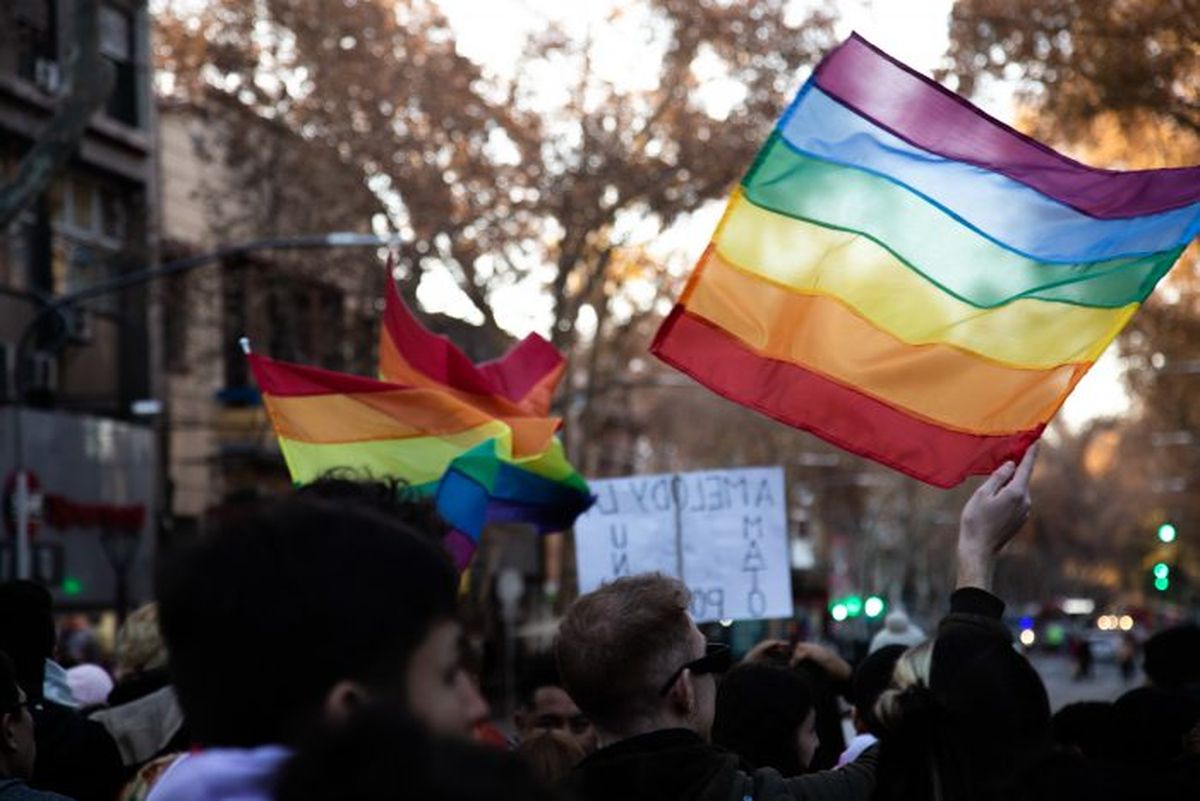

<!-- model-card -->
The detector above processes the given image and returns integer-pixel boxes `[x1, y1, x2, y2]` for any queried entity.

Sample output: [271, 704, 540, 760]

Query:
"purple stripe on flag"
[443, 528, 477, 572]
[813, 34, 1200, 219]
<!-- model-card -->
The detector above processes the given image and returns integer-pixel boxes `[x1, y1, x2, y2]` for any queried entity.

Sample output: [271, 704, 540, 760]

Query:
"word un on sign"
[573, 467, 793, 623]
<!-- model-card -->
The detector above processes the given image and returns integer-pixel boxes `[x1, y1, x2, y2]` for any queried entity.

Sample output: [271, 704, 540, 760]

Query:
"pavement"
[1028, 651, 1142, 711]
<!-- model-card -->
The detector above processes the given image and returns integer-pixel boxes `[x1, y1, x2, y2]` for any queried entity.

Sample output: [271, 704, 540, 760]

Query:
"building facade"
[0, 1, 159, 609]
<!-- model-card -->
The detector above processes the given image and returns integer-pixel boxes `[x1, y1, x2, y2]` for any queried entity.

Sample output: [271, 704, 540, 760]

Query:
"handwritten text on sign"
[574, 467, 793, 622]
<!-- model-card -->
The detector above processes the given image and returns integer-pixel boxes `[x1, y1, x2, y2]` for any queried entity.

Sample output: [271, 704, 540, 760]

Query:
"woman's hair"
[114, 603, 168, 681]
[873, 633, 1051, 801]
[516, 730, 585, 785]
[874, 641, 934, 731]
[712, 663, 816, 776]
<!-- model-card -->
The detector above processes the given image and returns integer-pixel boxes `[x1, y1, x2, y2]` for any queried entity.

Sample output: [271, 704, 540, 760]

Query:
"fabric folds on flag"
[250, 289, 592, 569]
[651, 33, 1200, 488]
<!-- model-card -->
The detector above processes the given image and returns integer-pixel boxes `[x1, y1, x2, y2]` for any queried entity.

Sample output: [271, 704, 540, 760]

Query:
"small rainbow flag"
[652, 34, 1200, 487]
[249, 286, 591, 567]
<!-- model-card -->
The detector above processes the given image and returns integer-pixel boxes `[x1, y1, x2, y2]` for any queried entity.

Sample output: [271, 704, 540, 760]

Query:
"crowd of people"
[0, 447, 1196, 800]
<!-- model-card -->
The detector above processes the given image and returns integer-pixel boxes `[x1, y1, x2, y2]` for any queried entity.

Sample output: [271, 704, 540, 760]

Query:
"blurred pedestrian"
[64, 665, 112, 712]
[869, 611, 926, 654]
[0, 650, 72, 801]
[1072, 637, 1094, 682]
[1143, 624, 1200, 693]
[515, 730, 585, 785]
[89, 603, 187, 784]
[514, 654, 596, 755]
[838, 644, 907, 766]
[0, 581, 123, 801]
[712, 662, 819, 776]
[147, 488, 486, 801]
[275, 705, 564, 801]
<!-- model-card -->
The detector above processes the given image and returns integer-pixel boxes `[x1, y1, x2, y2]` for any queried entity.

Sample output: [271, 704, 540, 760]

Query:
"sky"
[429, 0, 1131, 428]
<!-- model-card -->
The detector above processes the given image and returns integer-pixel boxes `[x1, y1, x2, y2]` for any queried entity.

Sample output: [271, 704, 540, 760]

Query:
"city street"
[1029, 652, 1143, 711]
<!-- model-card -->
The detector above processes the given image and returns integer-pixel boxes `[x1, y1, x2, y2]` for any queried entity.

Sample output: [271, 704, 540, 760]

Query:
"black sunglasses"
[659, 642, 732, 696]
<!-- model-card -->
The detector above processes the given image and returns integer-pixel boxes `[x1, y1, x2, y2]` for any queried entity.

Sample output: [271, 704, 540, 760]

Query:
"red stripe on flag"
[650, 306, 1042, 488]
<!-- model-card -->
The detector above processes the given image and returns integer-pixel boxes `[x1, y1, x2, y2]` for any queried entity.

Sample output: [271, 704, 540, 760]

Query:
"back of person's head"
[0, 581, 55, 698]
[296, 473, 448, 547]
[518, 652, 564, 711]
[712, 663, 816, 776]
[871, 611, 926, 653]
[852, 644, 907, 736]
[156, 494, 458, 747]
[1112, 686, 1200, 766]
[556, 574, 693, 732]
[114, 602, 168, 682]
[1051, 702, 1116, 761]
[875, 631, 1051, 801]
[276, 705, 564, 801]
[1143, 625, 1200, 690]
[66, 663, 113, 708]
[515, 730, 585, 785]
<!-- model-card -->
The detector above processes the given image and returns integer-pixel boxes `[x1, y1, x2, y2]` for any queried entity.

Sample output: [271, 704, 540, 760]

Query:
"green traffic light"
[844, 595, 863, 617]
[62, 577, 83, 596]
[864, 595, 886, 618]
[1154, 576, 1170, 592]
[1158, 523, 1177, 543]
[1153, 562, 1170, 579]
[831, 603, 849, 622]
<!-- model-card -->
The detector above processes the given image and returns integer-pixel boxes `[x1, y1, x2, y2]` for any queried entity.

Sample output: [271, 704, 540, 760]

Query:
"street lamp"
[9, 232, 402, 581]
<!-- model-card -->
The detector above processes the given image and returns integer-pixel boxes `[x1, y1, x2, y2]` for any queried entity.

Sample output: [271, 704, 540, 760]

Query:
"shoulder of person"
[740, 746, 878, 801]
[0, 778, 76, 801]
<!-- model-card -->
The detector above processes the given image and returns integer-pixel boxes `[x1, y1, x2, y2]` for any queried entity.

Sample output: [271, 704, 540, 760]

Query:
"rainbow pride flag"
[652, 34, 1200, 488]
[248, 289, 592, 567]
[380, 278, 565, 417]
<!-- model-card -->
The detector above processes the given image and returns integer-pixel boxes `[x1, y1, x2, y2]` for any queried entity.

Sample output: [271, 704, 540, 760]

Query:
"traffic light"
[1154, 576, 1170, 592]
[1158, 522, 1177, 543]
[844, 595, 864, 618]
[1153, 562, 1170, 580]
[864, 595, 886, 619]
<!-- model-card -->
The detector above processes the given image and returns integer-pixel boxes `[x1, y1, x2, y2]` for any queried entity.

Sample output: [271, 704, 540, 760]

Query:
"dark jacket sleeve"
[750, 745, 877, 801]
[938, 587, 1011, 642]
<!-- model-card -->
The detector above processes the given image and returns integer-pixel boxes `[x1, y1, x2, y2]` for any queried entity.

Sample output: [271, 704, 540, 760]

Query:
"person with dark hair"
[838, 644, 907, 766]
[0, 582, 123, 801]
[556, 572, 875, 801]
[1051, 701, 1116, 762]
[872, 446, 1051, 801]
[275, 704, 564, 801]
[1142, 625, 1200, 692]
[147, 494, 487, 801]
[295, 473, 449, 547]
[516, 730, 586, 785]
[738, 638, 852, 771]
[712, 663, 818, 776]
[0, 650, 71, 801]
[514, 653, 595, 755]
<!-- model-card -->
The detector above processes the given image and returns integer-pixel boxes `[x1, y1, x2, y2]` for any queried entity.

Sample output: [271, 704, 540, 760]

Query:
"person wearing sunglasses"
[556, 574, 875, 801]
[0, 649, 69, 801]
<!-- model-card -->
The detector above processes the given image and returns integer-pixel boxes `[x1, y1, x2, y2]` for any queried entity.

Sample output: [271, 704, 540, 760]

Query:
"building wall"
[158, 102, 383, 520]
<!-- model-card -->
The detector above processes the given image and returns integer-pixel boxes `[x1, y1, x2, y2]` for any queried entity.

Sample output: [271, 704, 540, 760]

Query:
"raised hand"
[957, 443, 1038, 590]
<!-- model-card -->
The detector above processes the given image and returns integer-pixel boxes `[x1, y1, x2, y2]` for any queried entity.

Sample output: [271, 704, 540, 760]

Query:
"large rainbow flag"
[652, 34, 1200, 488]
[248, 281, 592, 567]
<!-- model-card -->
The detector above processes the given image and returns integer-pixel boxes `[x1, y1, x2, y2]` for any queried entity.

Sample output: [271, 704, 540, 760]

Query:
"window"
[100, 4, 139, 127]
[10, 1, 57, 89]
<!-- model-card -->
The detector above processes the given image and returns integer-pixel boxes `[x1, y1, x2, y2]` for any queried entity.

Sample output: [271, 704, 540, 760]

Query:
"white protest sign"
[574, 466, 793, 622]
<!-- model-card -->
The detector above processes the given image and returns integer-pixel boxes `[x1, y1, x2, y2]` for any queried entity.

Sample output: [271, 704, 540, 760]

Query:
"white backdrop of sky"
[424, 0, 1130, 429]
